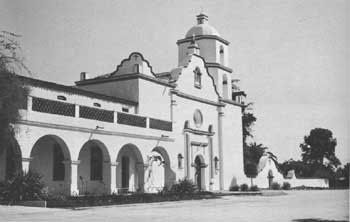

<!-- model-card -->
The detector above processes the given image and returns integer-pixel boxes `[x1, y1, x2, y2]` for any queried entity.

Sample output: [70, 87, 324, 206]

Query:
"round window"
[193, 109, 203, 128]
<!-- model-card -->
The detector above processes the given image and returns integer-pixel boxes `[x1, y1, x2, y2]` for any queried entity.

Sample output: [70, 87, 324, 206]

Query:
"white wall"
[221, 103, 248, 189]
[77, 79, 139, 104]
[138, 80, 171, 120]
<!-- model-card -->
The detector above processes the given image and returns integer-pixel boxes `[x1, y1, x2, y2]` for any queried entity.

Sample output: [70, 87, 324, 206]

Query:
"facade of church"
[0, 13, 248, 195]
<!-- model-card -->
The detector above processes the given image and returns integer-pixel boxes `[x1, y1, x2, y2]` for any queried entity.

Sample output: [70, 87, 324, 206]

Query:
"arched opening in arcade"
[144, 147, 175, 192]
[0, 135, 22, 181]
[77, 140, 111, 195]
[116, 144, 144, 193]
[194, 155, 206, 191]
[29, 135, 71, 195]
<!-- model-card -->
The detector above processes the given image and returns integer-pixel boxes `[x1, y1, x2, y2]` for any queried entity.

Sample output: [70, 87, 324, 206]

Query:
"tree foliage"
[242, 103, 257, 146]
[0, 170, 46, 204]
[244, 142, 267, 178]
[0, 31, 29, 156]
[300, 128, 340, 168]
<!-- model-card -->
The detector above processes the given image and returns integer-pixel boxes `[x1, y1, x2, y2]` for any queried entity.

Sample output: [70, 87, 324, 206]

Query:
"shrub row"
[0, 174, 218, 207]
[271, 182, 291, 190]
[46, 192, 217, 208]
[229, 184, 260, 192]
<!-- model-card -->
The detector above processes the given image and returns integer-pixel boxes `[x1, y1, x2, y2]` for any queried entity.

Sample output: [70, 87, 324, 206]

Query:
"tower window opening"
[222, 74, 228, 99]
[219, 46, 225, 65]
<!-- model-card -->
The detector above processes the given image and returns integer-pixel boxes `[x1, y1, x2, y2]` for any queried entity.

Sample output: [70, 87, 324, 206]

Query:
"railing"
[28, 97, 172, 131]
[149, 118, 172, 131]
[32, 97, 75, 117]
[79, 106, 114, 123]
[117, 112, 147, 128]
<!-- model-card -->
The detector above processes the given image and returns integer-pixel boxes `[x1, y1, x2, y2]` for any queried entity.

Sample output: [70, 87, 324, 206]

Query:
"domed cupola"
[177, 13, 233, 100]
[185, 13, 220, 38]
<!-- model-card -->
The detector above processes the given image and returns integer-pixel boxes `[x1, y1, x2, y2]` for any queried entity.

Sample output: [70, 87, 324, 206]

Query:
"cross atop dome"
[196, 13, 208, 25]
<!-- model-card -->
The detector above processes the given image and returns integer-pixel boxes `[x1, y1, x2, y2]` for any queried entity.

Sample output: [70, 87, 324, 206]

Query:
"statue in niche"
[145, 153, 165, 193]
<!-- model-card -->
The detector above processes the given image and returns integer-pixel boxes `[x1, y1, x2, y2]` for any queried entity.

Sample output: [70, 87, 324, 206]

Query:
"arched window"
[133, 64, 139, 73]
[214, 156, 219, 171]
[222, 74, 228, 99]
[53, 143, 65, 181]
[194, 67, 202, 88]
[219, 46, 224, 65]
[90, 146, 103, 180]
[177, 153, 184, 169]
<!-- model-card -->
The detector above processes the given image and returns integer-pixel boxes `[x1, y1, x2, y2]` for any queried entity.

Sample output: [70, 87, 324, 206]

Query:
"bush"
[282, 182, 291, 190]
[250, 185, 259, 191]
[240, 183, 249, 191]
[229, 185, 240, 191]
[170, 178, 196, 194]
[0, 170, 46, 204]
[271, 182, 281, 190]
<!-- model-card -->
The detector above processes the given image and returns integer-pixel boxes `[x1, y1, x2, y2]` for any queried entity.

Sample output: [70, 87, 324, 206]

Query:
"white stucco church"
[0, 13, 249, 195]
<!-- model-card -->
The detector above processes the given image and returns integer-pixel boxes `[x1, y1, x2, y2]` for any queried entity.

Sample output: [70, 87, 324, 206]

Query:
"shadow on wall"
[292, 219, 348, 222]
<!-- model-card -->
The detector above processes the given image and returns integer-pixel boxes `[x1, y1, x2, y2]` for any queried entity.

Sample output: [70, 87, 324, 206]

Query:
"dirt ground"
[0, 190, 348, 222]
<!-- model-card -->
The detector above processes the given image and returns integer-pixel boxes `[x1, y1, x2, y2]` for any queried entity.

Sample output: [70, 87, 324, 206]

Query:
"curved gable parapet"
[113, 52, 156, 77]
[172, 53, 220, 100]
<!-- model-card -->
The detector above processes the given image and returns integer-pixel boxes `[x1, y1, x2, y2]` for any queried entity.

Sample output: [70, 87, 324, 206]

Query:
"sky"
[1, 0, 349, 164]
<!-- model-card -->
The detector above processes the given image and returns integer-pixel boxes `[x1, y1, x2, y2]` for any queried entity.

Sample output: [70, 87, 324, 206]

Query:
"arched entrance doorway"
[29, 135, 71, 195]
[268, 170, 274, 189]
[194, 155, 206, 191]
[78, 140, 111, 195]
[116, 144, 144, 193]
[0, 135, 22, 181]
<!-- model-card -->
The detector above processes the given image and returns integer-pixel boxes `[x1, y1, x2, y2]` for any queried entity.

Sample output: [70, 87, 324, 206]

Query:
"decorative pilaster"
[170, 93, 177, 122]
[22, 157, 33, 173]
[208, 136, 214, 191]
[110, 162, 119, 194]
[218, 107, 224, 190]
[184, 133, 191, 178]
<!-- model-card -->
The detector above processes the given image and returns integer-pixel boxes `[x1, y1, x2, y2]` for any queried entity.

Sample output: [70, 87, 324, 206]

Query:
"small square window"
[122, 107, 129, 113]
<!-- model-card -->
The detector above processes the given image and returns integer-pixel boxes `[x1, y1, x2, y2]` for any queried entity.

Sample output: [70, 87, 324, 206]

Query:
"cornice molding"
[177, 35, 230, 45]
[76, 73, 176, 88]
[184, 127, 215, 136]
[205, 63, 233, 73]
[171, 89, 223, 107]
[17, 120, 175, 142]
[17, 75, 137, 106]
[219, 98, 245, 107]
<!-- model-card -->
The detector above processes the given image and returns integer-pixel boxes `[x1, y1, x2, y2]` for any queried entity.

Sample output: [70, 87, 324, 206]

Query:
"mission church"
[0, 13, 249, 195]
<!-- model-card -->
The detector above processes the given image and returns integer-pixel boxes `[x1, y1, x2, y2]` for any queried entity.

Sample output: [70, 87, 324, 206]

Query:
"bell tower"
[177, 13, 233, 99]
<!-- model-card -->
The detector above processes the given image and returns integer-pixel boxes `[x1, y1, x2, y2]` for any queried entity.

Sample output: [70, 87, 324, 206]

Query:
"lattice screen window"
[32, 97, 75, 117]
[79, 106, 114, 123]
[149, 118, 172, 131]
[117, 112, 146, 128]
